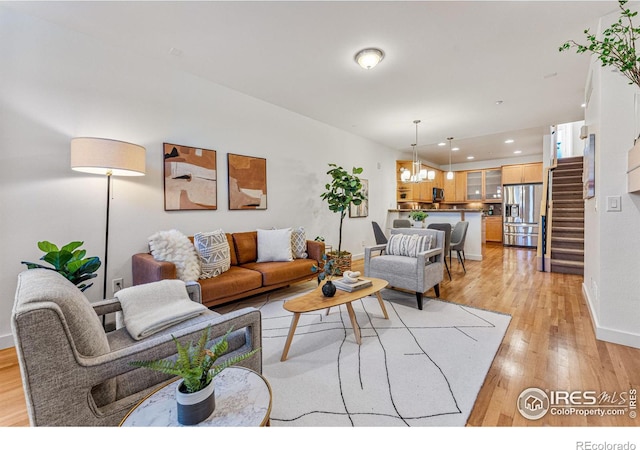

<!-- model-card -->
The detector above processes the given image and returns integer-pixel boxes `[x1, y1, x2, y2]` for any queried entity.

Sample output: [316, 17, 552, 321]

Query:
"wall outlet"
[112, 278, 124, 293]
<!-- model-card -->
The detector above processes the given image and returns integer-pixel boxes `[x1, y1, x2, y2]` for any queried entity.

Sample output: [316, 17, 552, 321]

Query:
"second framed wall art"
[227, 153, 267, 210]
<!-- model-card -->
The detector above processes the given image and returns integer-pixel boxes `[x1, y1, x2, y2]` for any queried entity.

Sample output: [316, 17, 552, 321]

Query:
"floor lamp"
[71, 137, 146, 302]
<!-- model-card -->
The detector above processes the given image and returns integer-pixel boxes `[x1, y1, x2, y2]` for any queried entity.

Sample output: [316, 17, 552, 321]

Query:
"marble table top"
[120, 367, 272, 427]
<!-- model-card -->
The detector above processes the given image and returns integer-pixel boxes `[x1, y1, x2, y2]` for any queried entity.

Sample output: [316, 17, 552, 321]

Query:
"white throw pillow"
[291, 226, 308, 259]
[194, 229, 231, 279]
[257, 228, 293, 262]
[148, 229, 200, 282]
[386, 233, 432, 258]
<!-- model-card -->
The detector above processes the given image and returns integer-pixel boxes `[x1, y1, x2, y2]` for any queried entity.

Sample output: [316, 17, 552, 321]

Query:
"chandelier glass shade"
[446, 137, 454, 180]
[400, 120, 427, 183]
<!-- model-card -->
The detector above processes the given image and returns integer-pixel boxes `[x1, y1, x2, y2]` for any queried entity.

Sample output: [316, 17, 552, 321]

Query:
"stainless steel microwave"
[433, 188, 444, 202]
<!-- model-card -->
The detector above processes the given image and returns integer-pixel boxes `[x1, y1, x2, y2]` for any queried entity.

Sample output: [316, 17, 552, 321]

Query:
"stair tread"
[551, 248, 584, 254]
[551, 236, 584, 242]
[550, 259, 584, 267]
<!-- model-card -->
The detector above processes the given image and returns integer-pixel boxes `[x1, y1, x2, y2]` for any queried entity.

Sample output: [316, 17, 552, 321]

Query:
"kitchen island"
[387, 209, 484, 261]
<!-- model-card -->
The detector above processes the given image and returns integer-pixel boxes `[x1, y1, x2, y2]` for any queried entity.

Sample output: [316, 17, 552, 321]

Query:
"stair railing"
[538, 166, 554, 272]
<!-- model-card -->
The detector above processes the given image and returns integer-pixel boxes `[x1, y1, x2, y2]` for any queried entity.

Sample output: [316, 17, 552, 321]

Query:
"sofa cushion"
[148, 229, 200, 282]
[232, 231, 258, 265]
[291, 226, 308, 259]
[198, 266, 263, 301]
[242, 258, 317, 286]
[194, 229, 231, 278]
[257, 228, 293, 262]
[225, 233, 238, 266]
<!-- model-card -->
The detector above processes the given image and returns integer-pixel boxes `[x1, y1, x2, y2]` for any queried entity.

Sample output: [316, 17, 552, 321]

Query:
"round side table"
[120, 367, 272, 426]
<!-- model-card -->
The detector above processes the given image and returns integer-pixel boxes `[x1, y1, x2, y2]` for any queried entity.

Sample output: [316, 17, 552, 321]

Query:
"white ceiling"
[4, 1, 619, 165]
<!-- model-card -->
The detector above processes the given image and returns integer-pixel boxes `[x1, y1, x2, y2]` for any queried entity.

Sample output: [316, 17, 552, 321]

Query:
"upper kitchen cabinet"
[465, 168, 502, 202]
[466, 171, 483, 200]
[484, 169, 502, 202]
[502, 162, 543, 185]
[443, 171, 467, 203]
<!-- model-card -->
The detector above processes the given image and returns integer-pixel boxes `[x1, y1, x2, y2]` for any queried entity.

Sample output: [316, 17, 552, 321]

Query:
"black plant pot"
[322, 280, 337, 297]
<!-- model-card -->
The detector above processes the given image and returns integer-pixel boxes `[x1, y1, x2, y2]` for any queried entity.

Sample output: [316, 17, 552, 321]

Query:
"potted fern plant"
[130, 326, 259, 425]
[320, 163, 367, 274]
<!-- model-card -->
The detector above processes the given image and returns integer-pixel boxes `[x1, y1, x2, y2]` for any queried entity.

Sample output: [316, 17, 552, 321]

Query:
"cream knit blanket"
[116, 279, 208, 340]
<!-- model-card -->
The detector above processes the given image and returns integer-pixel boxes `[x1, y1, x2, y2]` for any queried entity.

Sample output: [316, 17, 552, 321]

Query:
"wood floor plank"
[1, 242, 638, 427]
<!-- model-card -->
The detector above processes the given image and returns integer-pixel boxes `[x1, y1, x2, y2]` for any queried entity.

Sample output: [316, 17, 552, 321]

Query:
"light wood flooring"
[1, 242, 638, 427]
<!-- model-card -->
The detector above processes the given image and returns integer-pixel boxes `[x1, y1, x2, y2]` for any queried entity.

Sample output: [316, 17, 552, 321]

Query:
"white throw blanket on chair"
[115, 279, 208, 340]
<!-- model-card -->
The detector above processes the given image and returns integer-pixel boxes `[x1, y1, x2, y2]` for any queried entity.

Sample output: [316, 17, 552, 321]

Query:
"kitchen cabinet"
[502, 163, 543, 184]
[485, 216, 503, 242]
[466, 171, 483, 200]
[443, 171, 466, 203]
[465, 169, 502, 202]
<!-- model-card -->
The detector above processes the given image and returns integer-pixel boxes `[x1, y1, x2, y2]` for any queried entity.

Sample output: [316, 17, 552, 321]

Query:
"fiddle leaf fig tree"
[320, 163, 366, 256]
[21, 241, 101, 292]
[560, 0, 640, 89]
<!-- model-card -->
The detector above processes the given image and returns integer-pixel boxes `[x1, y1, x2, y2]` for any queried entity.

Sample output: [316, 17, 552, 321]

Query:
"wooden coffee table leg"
[375, 291, 389, 319]
[345, 302, 362, 345]
[280, 312, 301, 361]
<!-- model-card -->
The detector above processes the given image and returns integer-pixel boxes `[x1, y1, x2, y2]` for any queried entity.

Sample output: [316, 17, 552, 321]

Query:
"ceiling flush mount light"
[505, 139, 514, 144]
[446, 137, 454, 180]
[354, 48, 385, 69]
[400, 120, 427, 183]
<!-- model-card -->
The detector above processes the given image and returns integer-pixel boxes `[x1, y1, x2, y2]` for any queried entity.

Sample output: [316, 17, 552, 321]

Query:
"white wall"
[0, 8, 397, 348]
[582, 10, 640, 349]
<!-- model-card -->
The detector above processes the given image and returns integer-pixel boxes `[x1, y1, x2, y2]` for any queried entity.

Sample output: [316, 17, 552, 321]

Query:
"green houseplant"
[320, 163, 367, 273]
[130, 326, 259, 425]
[21, 241, 101, 292]
[560, 0, 640, 90]
[312, 254, 342, 297]
[409, 210, 428, 223]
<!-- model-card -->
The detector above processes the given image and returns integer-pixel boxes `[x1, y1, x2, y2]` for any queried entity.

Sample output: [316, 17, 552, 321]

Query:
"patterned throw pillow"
[291, 226, 308, 259]
[194, 229, 231, 279]
[148, 229, 201, 282]
[386, 233, 432, 258]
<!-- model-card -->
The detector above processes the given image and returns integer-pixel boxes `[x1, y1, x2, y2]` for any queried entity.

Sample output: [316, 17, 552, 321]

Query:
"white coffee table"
[119, 367, 272, 426]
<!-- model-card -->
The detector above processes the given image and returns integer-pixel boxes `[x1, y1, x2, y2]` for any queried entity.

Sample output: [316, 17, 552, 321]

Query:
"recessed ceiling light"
[505, 139, 514, 144]
[438, 142, 446, 146]
[467, 156, 474, 160]
[354, 48, 385, 69]
[581, 103, 587, 108]
[452, 147, 460, 151]
[514, 150, 522, 154]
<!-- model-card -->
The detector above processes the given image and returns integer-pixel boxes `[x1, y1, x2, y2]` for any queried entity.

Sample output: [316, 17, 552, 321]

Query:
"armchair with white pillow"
[12, 268, 261, 426]
[364, 228, 445, 310]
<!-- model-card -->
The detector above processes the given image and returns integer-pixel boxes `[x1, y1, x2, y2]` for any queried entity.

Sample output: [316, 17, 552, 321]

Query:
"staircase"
[550, 156, 584, 275]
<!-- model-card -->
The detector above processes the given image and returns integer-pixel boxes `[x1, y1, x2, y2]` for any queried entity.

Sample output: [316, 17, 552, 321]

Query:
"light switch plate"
[606, 195, 622, 212]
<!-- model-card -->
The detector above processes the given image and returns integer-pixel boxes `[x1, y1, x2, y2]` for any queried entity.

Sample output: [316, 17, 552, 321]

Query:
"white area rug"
[215, 281, 511, 427]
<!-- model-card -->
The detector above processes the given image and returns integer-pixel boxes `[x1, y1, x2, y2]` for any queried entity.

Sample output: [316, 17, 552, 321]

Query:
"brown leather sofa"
[132, 231, 325, 309]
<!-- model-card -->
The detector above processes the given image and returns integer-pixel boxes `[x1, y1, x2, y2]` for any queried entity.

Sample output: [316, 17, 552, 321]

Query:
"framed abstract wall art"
[227, 153, 267, 210]
[349, 178, 369, 218]
[163, 143, 217, 211]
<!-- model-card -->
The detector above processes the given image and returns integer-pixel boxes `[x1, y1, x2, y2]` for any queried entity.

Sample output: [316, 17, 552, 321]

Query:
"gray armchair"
[364, 228, 444, 310]
[12, 269, 262, 426]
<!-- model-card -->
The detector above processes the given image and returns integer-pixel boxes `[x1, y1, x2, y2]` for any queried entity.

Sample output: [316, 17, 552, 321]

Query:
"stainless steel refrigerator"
[503, 183, 543, 247]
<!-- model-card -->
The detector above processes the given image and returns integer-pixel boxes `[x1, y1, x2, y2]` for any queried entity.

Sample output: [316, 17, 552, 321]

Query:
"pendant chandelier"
[446, 137, 454, 180]
[400, 120, 427, 183]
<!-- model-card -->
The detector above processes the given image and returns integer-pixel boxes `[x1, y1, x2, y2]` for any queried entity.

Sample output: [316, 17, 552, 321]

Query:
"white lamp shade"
[71, 137, 146, 176]
[447, 171, 454, 180]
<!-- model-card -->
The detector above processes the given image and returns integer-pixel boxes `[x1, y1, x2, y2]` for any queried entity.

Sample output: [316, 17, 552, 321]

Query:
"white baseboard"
[582, 283, 640, 349]
[0, 333, 15, 350]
